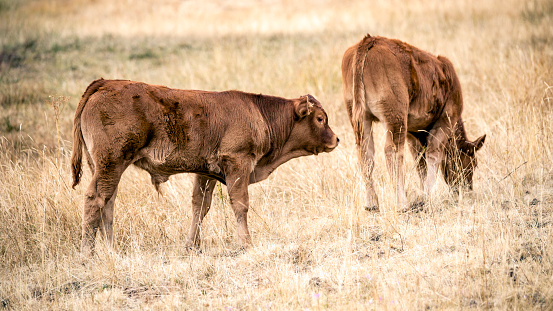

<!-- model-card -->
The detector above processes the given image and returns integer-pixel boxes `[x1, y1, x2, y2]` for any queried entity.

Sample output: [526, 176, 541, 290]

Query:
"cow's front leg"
[424, 126, 448, 198]
[227, 176, 252, 247]
[223, 157, 253, 248]
[185, 174, 217, 249]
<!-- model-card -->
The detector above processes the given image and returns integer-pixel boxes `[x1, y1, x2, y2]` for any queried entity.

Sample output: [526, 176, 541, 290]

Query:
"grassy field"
[1, 0, 552, 309]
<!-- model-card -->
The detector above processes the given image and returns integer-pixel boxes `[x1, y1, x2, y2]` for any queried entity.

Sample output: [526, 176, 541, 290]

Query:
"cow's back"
[80, 80, 272, 185]
[357, 36, 463, 131]
[80, 80, 153, 165]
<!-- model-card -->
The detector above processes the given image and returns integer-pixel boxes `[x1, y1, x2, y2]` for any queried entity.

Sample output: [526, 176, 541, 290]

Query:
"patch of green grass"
[2, 116, 20, 132]
[0, 39, 38, 68]
[521, 0, 553, 24]
[0, 0, 23, 12]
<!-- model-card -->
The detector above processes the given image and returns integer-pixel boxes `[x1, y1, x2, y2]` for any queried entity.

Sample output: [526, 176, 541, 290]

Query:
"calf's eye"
[317, 117, 324, 123]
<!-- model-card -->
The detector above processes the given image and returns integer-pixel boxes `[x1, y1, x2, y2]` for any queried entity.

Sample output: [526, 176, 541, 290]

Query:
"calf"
[71, 78, 339, 255]
[342, 35, 485, 211]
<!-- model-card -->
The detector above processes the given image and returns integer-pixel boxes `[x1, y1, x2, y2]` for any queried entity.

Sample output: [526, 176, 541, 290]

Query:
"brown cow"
[342, 35, 485, 211]
[71, 78, 339, 255]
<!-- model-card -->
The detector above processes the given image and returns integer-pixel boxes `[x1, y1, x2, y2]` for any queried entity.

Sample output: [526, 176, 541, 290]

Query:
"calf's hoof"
[364, 205, 379, 212]
[80, 242, 94, 258]
[400, 201, 425, 213]
[184, 239, 201, 250]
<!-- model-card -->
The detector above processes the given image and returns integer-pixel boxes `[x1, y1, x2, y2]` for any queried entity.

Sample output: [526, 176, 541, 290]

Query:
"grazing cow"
[341, 35, 485, 211]
[71, 78, 339, 255]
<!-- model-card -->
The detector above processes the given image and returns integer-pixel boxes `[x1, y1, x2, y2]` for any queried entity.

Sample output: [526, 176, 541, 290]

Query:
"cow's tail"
[71, 78, 105, 189]
[352, 34, 376, 145]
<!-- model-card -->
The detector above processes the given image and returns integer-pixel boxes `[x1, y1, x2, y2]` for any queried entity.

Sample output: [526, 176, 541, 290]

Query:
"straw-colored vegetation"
[1, 0, 552, 309]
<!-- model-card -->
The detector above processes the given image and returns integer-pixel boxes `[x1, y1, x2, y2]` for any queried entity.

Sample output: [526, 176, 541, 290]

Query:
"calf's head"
[443, 134, 486, 192]
[289, 95, 339, 155]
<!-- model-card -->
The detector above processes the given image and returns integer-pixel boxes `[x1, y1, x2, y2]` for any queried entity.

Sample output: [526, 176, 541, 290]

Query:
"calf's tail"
[352, 34, 376, 145]
[71, 78, 105, 188]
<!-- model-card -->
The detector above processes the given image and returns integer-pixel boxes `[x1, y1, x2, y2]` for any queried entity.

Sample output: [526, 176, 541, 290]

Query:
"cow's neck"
[253, 98, 296, 156]
[250, 148, 310, 184]
[453, 118, 470, 147]
[249, 99, 311, 184]
[444, 118, 470, 155]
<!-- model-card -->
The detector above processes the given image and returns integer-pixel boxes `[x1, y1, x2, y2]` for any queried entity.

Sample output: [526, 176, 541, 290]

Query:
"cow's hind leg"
[99, 186, 118, 252]
[407, 133, 428, 192]
[407, 133, 426, 210]
[81, 163, 127, 256]
[358, 117, 379, 211]
[384, 121, 409, 211]
[185, 175, 217, 249]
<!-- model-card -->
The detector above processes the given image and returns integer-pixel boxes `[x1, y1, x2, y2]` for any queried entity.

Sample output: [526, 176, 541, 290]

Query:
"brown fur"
[342, 35, 485, 211]
[71, 78, 339, 255]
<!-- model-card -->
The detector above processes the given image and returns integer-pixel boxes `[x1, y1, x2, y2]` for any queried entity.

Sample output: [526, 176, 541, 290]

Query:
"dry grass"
[1, 0, 552, 309]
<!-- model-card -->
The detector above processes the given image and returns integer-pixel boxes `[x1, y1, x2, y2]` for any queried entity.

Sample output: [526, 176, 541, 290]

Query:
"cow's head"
[290, 95, 339, 155]
[443, 134, 486, 192]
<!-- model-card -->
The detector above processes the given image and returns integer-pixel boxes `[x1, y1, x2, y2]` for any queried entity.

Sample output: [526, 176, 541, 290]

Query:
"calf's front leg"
[424, 126, 449, 198]
[227, 175, 252, 247]
[222, 157, 253, 248]
[185, 174, 217, 249]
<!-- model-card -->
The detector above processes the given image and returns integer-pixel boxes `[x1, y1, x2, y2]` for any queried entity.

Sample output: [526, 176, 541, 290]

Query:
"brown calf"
[342, 35, 485, 211]
[71, 79, 339, 255]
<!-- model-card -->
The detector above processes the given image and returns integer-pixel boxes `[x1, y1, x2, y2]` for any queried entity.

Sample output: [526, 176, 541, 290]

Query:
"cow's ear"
[294, 95, 313, 119]
[473, 134, 486, 152]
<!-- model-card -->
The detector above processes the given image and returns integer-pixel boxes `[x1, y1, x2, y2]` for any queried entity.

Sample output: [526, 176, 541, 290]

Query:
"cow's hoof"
[364, 205, 379, 212]
[184, 246, 202, 255]
[80, 245, 94, 259]
[401, 201, 425, 213]
[184, 241, 202, 254]
[78, 252, 92, 265]
[235, 246, 251, 256]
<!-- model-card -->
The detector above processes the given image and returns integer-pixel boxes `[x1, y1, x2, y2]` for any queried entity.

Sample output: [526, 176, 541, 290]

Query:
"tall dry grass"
[1, 0, 552, 309]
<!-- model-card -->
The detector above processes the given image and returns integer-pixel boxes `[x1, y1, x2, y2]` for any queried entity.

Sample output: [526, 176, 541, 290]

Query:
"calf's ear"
[294, 95, 314, 119]
[473, 134, 486, 151]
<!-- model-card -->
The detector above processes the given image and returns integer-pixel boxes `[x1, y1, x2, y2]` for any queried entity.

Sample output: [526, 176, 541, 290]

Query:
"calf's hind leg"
[383, 121, 409, 211]
[407, 133, 427, 193]
[99, 187, 118, 252]
[407, 133, 427, 209]
[81, 165, 126, 256]
[358, 117, 379, 211]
